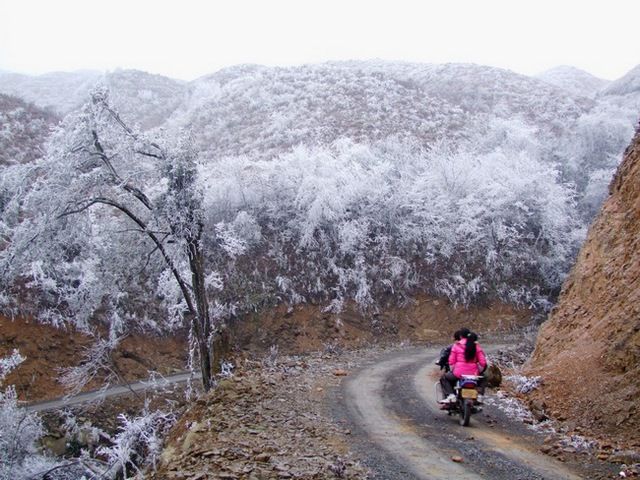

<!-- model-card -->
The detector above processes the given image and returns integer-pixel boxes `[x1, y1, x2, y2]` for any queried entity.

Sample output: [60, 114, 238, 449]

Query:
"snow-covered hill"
[381, 62, 593, 120]
[536, 65, 609, 97]
[104, 69, 187, 130]
[601, 64, 640, 97]
[170, 63, 471, 160]
[167, 61, 594, 161]
[1, 62, 601, 160]
[1, 61, 636, 221]
[0, 94, 59, 166]
[0, 71, 101, 114]
[0, 69, 186, 130]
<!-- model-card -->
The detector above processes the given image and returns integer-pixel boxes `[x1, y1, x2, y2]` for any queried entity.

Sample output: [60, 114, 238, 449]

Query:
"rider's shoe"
[439, 394, 456, 404]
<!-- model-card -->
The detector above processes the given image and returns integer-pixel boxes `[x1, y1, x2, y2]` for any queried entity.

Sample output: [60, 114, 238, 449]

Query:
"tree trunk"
[188, 236, 213, 391]
[197, 330, 212, 392]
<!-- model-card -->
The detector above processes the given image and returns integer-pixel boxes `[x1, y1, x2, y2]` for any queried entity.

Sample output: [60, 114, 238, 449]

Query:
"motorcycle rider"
[435, 327, 470, 372]
[438, 331, 487, 405]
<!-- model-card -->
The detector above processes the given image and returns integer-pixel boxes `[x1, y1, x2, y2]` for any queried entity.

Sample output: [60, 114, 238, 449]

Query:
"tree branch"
[91, 130, 154, 211]
[59, 197, 196, 316]
[27, 460, 82, 480]
[137, 233, 170, 275]
[97, 99, 164, 159]
[135, 149, 163, 160]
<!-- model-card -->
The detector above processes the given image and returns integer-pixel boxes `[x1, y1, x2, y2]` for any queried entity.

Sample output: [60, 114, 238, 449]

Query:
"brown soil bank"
[0, 316, 187, 402]
[233, 294, 532, 354]
[529, 129, 640, 445]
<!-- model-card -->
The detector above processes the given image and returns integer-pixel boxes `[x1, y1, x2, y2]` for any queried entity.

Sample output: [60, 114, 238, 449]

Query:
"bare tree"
[3, 89, 224, 391]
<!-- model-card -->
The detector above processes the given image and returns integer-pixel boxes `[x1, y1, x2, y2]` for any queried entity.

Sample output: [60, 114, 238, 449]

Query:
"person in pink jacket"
[439, 331, 487, 404]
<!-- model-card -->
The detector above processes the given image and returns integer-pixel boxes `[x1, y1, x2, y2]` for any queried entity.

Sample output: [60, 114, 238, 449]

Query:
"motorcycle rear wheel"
[459, 399, 472, 426]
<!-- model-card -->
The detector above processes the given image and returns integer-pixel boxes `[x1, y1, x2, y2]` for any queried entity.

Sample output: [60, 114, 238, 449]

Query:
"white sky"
[0, 0, 638, 81]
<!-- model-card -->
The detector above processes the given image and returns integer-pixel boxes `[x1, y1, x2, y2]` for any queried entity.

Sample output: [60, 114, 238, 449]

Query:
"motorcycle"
[437, 374, 482, 426]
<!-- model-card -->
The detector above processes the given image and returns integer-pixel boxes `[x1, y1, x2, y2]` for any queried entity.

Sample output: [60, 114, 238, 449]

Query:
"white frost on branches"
[0, 350, 24, 383]
[97, 405, 175, 480]
[59, 334, 124, 396]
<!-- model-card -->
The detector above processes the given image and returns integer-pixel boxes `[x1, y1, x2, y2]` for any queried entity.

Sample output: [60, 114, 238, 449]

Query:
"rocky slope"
[529, 127, 640, 446]
[150, 352, 371, 480]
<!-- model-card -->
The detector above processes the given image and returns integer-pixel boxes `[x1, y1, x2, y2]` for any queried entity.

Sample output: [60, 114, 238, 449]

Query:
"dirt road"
[24, 371, 194, 413]
[336, 347, 591, 480]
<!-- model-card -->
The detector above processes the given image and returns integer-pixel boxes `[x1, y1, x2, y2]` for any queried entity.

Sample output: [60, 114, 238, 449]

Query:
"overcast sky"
[1, 0, 638, 81]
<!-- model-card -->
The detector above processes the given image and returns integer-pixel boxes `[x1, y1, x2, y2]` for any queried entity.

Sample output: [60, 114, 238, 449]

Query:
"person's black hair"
[458, 327, 470, 339]
[453, 329, 462, 341]
[464, 332, 478, 362]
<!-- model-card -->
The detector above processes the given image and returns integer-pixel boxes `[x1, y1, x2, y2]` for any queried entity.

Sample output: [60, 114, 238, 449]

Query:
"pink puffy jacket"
[449, 338, 487, 377]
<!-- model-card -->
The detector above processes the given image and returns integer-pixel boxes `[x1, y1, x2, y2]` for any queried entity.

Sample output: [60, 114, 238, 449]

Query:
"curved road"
[337, 347, 585, 480]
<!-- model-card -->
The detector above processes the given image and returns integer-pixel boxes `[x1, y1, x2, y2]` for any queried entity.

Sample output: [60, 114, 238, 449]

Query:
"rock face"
[529, 127, 640, 444]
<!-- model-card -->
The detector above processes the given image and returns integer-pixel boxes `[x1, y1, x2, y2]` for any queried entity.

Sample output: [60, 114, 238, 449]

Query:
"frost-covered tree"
[0, 89, 227, 391]
[199, 135, 581, 311]
[556, 101, 636, 220]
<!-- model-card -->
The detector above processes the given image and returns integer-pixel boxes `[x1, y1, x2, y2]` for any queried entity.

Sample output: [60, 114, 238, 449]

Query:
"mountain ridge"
[1, 60, 637, 223]
[536, 65, 610, 97]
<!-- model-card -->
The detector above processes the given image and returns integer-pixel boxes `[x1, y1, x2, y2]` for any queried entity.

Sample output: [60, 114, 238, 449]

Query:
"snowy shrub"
[559, 434, 599, 453]
[264, 345, 279, 368]
[97, 405, 175, 479]
[506, 374, 543, 394]
[0, 351, 61, 480]
[0, 349, 24, 382]
[60, 334, 124, 396]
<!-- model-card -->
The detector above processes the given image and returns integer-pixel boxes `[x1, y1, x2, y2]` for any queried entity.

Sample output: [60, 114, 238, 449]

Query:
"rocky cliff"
[529, 126, 640, 445]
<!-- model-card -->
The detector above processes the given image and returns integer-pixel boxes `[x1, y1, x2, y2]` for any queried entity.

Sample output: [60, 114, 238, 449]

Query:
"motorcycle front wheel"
[459, 398, 473, 426]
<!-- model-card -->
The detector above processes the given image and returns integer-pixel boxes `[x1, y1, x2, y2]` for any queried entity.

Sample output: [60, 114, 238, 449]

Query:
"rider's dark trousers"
[440, 371, 487, 397]
[440, 371, 458, 396]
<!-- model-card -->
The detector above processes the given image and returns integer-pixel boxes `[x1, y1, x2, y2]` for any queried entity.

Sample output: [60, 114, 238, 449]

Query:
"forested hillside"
[0, 61, 637, 348]
[0, 94, 58, 166]
[0, 70, 101, 114]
